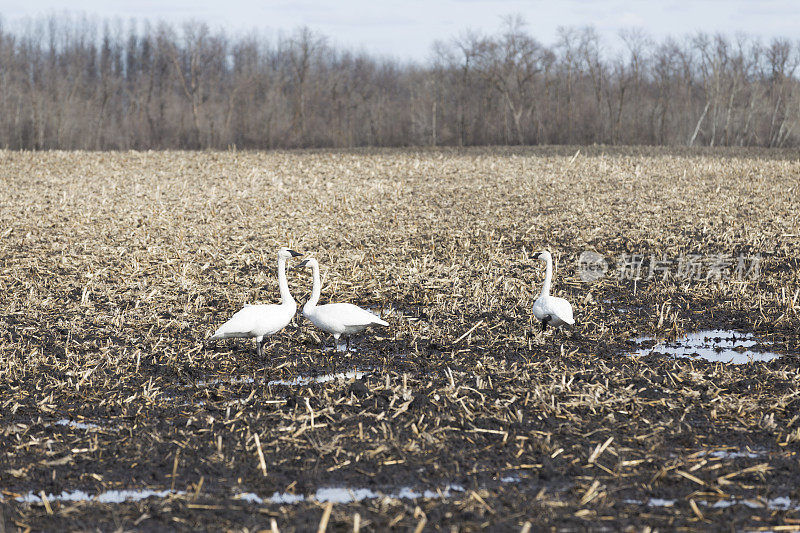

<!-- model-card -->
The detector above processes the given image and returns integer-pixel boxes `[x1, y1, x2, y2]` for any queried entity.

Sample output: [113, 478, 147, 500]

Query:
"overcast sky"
[1, 0, 798, 60]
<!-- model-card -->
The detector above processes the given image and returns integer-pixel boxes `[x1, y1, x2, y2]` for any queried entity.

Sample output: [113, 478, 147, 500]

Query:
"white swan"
[531, 251, 575, 331]
[296, 258, 389, 351]
[210, 247, 303, 356]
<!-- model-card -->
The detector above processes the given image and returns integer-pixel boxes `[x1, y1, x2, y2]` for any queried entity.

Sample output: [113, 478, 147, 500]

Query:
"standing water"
[630, 330, 780, 364]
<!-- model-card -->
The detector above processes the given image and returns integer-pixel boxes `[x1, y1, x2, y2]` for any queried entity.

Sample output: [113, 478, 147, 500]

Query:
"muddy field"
[1, 147, 799, 532]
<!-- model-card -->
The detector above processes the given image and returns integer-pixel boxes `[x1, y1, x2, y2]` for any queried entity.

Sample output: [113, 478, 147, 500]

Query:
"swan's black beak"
[294, 259, 310, 269]
[288, 249, 303, 257]
[530, 252, 541, 260]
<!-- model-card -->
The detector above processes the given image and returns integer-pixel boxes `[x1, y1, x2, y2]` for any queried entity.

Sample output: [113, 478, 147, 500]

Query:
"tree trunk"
[688, 101, 711, 146]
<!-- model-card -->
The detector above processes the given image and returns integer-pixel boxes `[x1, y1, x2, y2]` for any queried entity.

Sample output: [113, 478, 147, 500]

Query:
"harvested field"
[1, 146, 799, 531]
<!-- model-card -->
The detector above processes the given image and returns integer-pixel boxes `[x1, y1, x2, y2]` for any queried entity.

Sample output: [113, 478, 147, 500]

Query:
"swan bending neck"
[304, 263, 321, 311]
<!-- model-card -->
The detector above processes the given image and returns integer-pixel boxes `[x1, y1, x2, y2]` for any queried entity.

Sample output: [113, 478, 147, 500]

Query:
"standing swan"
[210, 247, 303, 356]
[531, 251, 575, 331]
[296, 258, 389, 351]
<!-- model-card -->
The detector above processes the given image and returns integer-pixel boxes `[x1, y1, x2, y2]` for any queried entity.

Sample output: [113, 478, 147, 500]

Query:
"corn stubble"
[0, 147, 798, 531]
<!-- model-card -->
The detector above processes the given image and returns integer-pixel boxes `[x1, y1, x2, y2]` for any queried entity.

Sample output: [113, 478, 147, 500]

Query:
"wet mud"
[1, 148, 799, 531]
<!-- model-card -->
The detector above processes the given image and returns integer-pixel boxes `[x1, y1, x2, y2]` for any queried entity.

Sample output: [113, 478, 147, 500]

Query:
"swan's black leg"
[256, 338, 263, 357]
[260, 337, 268, 357]
[346, 336, 351, 352]
[541, 317, 550, 332]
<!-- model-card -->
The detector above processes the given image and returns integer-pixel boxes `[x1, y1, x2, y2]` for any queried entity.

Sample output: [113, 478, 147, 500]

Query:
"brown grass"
[0, 147, 798, 531]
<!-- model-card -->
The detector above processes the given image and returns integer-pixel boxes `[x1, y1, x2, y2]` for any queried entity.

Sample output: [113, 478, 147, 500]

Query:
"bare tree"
[764, 38, 799, 146]
[0, 15, 799, 149]
[285, 27, 325, 145]
[474, 16, 550, 144]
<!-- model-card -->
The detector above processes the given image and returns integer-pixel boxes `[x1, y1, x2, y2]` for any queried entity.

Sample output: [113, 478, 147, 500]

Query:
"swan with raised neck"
[210, 247, 303, 356]
[530, 251, 575, 331]
[297, 257, 389, 351]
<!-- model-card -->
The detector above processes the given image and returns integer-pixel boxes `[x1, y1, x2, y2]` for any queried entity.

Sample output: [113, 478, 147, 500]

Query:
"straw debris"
[0, 147, 798, 530]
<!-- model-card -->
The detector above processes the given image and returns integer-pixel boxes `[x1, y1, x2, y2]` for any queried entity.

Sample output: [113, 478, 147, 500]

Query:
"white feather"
[211, 303, 295, 339]
[209, 247, 301, 355]
[306, 302, 389, 337]
[533, 295, 575, 327]
[531, 250, 575, 329]
[298, 258, 389, 347]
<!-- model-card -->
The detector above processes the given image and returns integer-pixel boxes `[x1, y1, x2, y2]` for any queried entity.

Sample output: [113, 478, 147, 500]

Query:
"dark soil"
[1, 148, 799, 531]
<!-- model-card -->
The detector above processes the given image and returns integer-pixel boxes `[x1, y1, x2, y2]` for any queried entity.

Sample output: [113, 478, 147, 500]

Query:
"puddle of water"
[167, 370, 369, 408]
[16, 489, 185, 504]
[315, 487, 379, 504]
[647, 498, 677, 507]
[623, 496, 799, 511]
[701, 497, 799, 510]
[196, 370, 368, 388]
[379, 485, 464, 501]
[268, 492, 306, 504]
[55, 419, 102, 430]
[630, 330, 780, 364]
[268, 370, 367, 387]
[233, 492, 266, 504]
[240, 484, 465, 506]
[706, 449, 763, 459]
[195, 376, 256, 387]
[316, 484, 465, 502]
[19, 483, 474, 508]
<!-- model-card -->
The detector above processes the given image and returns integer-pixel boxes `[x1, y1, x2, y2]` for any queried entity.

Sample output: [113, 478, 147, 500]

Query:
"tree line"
[0, 15, 798, 150]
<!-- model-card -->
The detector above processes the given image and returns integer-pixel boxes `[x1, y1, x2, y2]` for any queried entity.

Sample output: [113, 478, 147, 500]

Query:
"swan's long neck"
[277, 256, 294, 306]
[539, 255, 553, 298]
[304, 263, 321, 312]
